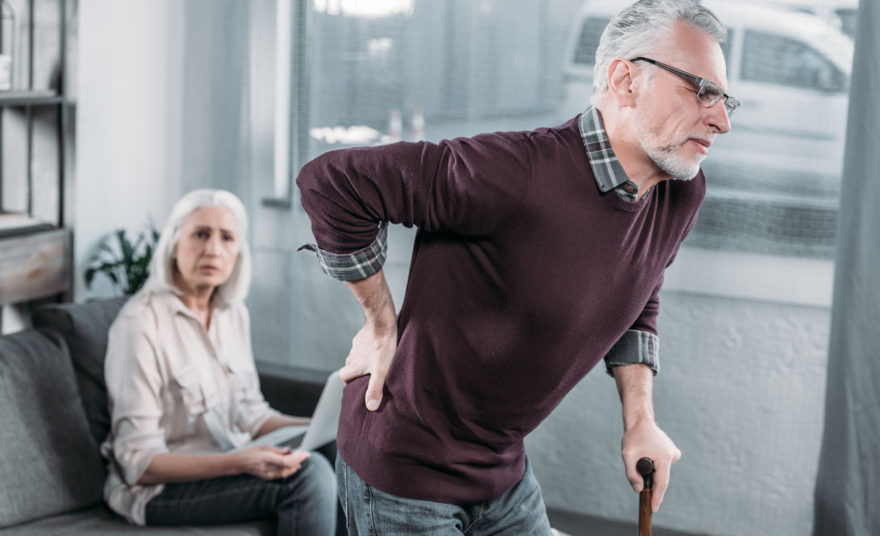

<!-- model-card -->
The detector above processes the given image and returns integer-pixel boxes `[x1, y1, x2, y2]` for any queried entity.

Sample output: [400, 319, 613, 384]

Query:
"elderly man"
[297, 0, 735, 533]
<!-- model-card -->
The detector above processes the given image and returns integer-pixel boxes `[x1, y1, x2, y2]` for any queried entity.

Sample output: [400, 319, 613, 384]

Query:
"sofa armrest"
[256, 360, 330, 417]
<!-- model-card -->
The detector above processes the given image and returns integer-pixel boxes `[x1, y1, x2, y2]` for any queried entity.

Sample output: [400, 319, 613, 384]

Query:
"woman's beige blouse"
[100, 289, 279, 525]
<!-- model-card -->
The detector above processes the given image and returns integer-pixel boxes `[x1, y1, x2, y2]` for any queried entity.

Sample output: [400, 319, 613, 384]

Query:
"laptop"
[233, 370, 344, 452]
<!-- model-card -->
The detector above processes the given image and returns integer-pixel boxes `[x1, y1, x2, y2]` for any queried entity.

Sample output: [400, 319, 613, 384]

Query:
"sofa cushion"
[0, 330, 106, 528]
[32, 298, 127, 446]
[0, 504, 273, 535]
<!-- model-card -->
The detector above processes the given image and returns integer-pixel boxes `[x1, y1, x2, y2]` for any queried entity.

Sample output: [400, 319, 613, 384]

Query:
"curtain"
[813, 0, 880, 534]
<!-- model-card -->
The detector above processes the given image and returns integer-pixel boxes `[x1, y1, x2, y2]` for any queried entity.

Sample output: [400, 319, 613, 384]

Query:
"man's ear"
[606, 58, 638, 107]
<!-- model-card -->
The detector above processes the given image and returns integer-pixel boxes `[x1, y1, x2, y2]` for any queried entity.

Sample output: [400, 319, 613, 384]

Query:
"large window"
[242, 0, 856, 315]
[741, 30, 847, 92]
[279, 1, 853, 264]
[304, 0, 568, 156]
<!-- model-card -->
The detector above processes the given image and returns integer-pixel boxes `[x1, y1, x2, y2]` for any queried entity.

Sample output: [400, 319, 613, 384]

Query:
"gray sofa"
[0, 298, 336, 535]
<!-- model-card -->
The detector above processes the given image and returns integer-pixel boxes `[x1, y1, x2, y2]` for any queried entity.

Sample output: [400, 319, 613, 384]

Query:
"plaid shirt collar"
[579, 106, 640, 201]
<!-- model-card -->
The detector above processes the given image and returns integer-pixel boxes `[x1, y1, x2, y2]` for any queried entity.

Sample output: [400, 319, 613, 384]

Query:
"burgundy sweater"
[297, 116, 705, 504]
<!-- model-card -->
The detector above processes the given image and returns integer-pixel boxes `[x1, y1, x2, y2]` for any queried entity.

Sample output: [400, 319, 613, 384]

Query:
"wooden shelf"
[0, 228, 72, 305]
[0, 90, 64, 107]
[0, 1, 72, 308]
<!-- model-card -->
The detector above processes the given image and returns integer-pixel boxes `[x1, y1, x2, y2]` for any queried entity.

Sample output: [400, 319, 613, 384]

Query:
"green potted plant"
[85, 225, 160, 296]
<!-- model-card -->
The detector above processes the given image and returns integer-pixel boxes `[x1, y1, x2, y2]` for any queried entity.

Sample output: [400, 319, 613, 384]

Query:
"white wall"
[75, 0, 185, 298]
[527, 288, 829, 535]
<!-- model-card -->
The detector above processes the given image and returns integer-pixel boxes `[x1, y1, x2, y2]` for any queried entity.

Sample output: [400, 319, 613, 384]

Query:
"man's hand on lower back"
[341, 269, 399, 412]
[339, 319, 398, 411]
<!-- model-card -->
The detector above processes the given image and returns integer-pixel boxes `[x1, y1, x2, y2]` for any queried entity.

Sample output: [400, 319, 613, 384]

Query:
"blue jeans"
[145, 452, 337, 536]
[336, 456, 552, 535]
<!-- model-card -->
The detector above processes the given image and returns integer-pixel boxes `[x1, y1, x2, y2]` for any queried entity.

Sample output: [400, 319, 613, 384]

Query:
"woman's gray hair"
[592, 0, 727, 100]
[145, 189, 252, 304]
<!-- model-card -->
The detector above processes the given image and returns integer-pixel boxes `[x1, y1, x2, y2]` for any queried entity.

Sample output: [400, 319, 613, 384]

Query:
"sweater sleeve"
[602, 172, 706, 376]
[296, 133, 532, 281]
[602, 284, 661, 376]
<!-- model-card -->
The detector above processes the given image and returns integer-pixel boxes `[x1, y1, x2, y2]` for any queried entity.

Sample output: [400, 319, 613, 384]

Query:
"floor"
[547, 508, 710, 536]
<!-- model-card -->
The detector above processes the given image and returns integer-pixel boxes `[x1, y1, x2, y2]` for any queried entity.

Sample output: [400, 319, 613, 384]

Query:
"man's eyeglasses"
[630, 56, 740, 117]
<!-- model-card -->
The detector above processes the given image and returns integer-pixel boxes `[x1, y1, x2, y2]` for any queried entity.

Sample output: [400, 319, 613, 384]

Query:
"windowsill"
[664, 246, 834, 308]
[261, 196, 292, 210]
[0, 214, 55, 239]
[0, 90, 63, 107]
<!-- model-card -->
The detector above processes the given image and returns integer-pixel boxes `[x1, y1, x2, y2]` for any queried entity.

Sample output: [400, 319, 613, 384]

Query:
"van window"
[572, 17, 610, 66]
[741, 30, 847, 93]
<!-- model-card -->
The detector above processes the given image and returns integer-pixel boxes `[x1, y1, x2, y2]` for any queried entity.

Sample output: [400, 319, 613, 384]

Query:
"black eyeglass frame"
[630, 56, 740, 117]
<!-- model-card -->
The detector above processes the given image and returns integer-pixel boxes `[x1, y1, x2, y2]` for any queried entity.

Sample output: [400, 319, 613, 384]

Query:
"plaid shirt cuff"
[603, 330, 660, 376]
[298, 222, 388, 281]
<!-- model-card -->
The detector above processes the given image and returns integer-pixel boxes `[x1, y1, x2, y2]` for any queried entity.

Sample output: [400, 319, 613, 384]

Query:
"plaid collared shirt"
[580, 106, 648, 202]
[298, 222, 388, 282]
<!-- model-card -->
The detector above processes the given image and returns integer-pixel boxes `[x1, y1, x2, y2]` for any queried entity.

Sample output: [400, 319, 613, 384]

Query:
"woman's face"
[173, 206, 240, 294]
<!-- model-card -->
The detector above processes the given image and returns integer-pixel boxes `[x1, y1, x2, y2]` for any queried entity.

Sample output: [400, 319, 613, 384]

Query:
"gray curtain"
[813, 0, 880, 534]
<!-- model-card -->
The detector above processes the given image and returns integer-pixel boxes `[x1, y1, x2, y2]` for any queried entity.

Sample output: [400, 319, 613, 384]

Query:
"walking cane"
[637, 457, 655, 536]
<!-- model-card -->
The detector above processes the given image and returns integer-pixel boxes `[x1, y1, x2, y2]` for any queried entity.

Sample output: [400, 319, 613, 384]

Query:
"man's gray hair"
[592, 0, 726, 97]
[145, 189, 252, 304]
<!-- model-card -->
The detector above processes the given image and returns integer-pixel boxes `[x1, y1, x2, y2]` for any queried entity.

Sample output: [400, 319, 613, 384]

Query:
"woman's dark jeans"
[145, 452, 337, 536]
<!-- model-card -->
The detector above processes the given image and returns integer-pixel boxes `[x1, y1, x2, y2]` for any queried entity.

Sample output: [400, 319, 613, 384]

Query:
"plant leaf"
[86, 224, 163, 296]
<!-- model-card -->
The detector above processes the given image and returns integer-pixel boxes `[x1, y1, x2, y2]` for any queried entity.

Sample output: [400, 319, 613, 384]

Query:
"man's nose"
[707, 100, 731, 134]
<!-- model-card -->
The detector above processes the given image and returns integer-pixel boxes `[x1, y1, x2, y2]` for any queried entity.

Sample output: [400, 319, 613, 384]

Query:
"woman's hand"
[232, 446, 310, 480]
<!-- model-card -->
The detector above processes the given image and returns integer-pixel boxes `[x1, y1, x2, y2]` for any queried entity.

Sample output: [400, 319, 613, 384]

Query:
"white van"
[763, 0, 858, 37]
[558, 0, 854, 203]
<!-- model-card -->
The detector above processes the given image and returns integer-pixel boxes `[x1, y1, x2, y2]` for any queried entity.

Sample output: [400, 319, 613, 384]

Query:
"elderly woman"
[101, 189, 336, 535]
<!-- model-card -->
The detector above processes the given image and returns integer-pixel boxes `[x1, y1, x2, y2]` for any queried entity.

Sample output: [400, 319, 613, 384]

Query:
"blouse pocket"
[173, 366, 220, 424]
[224, 355, 259, 400]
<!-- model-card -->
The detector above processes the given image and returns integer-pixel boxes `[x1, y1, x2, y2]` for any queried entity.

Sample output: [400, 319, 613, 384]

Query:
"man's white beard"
[638, 129, 704, 181]
[634, 105, 705, 181]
